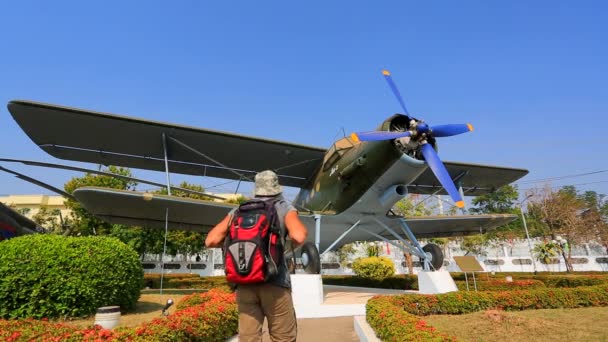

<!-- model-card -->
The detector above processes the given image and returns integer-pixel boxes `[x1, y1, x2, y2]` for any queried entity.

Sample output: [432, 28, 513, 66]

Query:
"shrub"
[366, 296, 456, 341]
[143, 275, 230, 290]
[0, 319, 119, 342]
[0, 289, 238, 342]
[351, 257, 395, 280]
[0, 234, 143, 319]
[391, 284, 608, 316]
[534, 275, 608, 288]
[323, 275, 418, 290]
[454, 279, 546, 291]
[130, 289, 238, 341]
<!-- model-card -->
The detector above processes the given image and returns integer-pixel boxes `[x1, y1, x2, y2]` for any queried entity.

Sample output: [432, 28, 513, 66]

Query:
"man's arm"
[284, 210, 308, 246]
[205, 215, 231, 248]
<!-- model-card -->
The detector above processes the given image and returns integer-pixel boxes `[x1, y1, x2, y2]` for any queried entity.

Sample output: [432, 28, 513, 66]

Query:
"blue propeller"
[382, 69, 410, 115]
[420, 144, 464, 208]
[350, 69, 472, 208]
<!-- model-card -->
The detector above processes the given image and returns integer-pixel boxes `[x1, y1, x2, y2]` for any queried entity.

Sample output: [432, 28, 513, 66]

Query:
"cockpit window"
[322, 137, 357, 171]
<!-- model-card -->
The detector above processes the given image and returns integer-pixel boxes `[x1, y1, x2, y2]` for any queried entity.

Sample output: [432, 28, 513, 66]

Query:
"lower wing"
[73, 187, 236, 232]
[75, 187, 514, 252]
[299, 213, 515, 253]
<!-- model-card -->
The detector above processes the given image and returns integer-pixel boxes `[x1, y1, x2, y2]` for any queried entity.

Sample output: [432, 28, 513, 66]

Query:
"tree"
[391, 196, 433, 274]
[224, 195, 250, 205]
[532, 240, 559, 269]
[392, 195, 433, 217]
[527, 186, 584, 272]
[63, 165, 136, 236]
[461, 234, 489, 256]
[470, 184, 518, 214]
[470, 185, 528, 240]
[31, 206, 61, 233]
[577, 190, 608, 244]
[152, 181, 210, 258]
[336, 243, 356, 267]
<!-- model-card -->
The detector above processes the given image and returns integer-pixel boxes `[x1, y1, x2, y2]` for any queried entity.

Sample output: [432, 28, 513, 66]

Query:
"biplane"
[2, 70, 528, 271]
[0, 202, 45, 240]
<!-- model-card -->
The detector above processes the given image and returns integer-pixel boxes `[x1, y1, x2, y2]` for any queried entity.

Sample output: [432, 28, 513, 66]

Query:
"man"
[205, 170, 308, 342]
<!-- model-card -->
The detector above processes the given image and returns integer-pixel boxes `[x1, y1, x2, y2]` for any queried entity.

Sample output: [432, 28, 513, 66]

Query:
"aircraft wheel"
[287, 257, 297, 274]
[422, 243, 444, 271]
[300, 242, 321, 274]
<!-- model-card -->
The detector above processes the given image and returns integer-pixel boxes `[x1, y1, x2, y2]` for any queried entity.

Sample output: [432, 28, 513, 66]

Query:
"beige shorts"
[236, 283, 297, 342]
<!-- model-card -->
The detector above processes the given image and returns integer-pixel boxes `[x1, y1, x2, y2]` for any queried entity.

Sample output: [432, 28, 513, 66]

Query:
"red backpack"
[224, 198, 283, 284]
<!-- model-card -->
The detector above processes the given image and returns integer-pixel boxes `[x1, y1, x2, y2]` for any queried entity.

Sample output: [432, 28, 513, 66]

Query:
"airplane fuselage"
[294, 114, 435, 214]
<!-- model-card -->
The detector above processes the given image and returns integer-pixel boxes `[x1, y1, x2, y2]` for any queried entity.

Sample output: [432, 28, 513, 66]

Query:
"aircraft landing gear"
[422, 243, 444, 271]
[300, 242, 321, 274]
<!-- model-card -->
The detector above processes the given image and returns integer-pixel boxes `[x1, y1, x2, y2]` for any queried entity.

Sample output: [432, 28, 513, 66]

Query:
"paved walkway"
[256, 285, 406, 341]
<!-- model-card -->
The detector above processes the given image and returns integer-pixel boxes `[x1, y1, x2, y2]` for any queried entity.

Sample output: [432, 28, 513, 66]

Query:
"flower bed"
[0, 289, 238, 342]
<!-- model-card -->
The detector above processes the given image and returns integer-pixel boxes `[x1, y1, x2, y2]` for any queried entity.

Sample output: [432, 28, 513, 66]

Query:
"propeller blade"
[431, 124, 474, 137]
[351, 131, 411, 142]
[382, 69, 410, 115]
[420, 144, 464, 208]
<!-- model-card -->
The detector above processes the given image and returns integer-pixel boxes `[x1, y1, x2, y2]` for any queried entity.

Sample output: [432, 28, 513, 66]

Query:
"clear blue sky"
[1, 1, 607, 202]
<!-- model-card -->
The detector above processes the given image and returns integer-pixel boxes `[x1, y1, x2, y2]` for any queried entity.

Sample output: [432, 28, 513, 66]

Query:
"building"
[0, 194, 70, 223]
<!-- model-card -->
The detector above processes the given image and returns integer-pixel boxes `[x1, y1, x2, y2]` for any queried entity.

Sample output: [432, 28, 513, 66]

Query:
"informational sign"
[453, 256, 484, 272]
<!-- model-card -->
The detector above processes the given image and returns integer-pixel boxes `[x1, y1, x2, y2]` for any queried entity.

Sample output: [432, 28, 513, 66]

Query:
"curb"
[354, 315, 380, 342]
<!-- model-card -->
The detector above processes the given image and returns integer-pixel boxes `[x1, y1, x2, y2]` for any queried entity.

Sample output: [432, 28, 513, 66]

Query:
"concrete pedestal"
[291, 274, 324, 307]
[418, 270, 458, 294]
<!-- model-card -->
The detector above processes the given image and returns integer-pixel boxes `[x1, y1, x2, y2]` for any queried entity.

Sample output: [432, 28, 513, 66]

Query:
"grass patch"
[64, 292, 201, 328]
[425, 307, 608, 342]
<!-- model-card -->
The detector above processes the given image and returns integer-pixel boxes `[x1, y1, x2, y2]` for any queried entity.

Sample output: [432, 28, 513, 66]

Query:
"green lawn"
[425, 307, 608, 342]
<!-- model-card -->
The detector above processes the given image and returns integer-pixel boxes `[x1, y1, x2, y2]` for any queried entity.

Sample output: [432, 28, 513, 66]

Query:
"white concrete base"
[354, 316, 381, 342]
[417, 270, 458, 294]
[296, 303, 366, 318]
[290, 275, 371, 318]
[291, 274, 324, 307]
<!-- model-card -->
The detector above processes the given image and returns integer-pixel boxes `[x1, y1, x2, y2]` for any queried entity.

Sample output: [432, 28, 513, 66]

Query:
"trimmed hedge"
[0, 234, 143, 319]
[366, 296, 457, 341]
[0, 289, 238, 342]
[392, 284, 608, 316]
[534, 275, 608, 288]
[143, 274, 230, 290]
[323, 274, 608, 292]
[367, 284, 608, 340]
[323, 275, 419, 290]
[454, 279, 546, 291]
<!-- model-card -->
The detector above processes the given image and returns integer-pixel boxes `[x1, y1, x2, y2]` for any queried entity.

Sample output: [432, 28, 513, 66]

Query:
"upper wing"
[8, 100, 326, 188]
[73, 187, 236, 231]
[407, 161, 528, 196]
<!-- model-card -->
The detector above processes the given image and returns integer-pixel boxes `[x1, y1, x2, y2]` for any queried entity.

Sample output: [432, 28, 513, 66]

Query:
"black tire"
[300, 242, 321, 274]
[422, 243, 444, 271]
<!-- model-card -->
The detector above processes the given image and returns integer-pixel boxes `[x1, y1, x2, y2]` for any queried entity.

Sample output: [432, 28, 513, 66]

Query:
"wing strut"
[0, 166, 76, 201]
[0, 158, 226, 200]
[320, 219, 361, 255]
[167, 135, 253, 182]
[162, 133, 173, 196]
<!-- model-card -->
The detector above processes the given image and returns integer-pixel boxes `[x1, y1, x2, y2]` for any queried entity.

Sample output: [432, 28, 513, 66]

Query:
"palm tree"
[532, 241, 559, 271]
